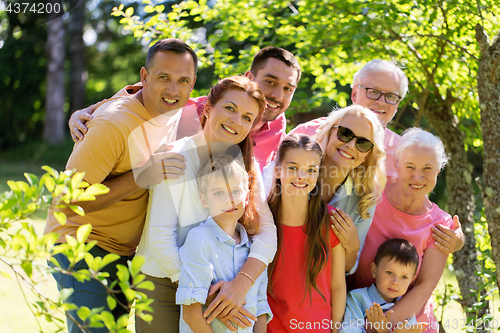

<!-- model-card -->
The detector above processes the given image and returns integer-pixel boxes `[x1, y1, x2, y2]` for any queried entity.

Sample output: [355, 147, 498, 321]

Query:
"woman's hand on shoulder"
[432, 215, 464, 255]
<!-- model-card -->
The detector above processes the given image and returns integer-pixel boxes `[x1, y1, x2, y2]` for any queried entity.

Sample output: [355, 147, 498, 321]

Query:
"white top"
[136, 136, 277, 282]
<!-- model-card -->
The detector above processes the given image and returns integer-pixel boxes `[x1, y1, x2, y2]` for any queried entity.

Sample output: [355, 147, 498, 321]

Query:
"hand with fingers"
[330, 207, 360, 271]
[365, 303, 393, 333]
[432, 215, 464, 255]
[203, 279, 256, 331]
[135, 144, 187, 188]
[69, 103, 100, 142]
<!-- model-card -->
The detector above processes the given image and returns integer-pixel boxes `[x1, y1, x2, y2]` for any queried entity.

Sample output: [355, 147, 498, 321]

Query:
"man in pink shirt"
[69, 47, 301, 171]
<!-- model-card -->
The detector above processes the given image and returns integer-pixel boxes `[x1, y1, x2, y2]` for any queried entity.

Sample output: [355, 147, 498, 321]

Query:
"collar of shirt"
[205, 216, 251, 248]
[254, 120, 271, 134]
[329, 175, 354, 206]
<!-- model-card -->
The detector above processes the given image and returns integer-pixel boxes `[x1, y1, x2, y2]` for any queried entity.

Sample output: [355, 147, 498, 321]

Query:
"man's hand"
[203, 278, 256, 327]
[135, 144, 187, 188]
[69, 106, 97, 142]
[432, 215, 464, 255]
[365, 303, 392, 333]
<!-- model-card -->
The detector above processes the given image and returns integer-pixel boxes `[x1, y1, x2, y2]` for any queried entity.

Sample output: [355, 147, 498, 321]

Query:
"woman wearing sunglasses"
[288, 105, 386, 274]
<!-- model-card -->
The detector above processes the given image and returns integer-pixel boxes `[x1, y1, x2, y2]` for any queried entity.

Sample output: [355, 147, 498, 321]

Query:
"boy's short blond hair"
[197, 154, 249, 196]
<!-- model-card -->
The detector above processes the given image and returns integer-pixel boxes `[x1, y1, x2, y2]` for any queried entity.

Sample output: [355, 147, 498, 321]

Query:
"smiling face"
[200, 175, 248, 224]
[140, 51, 196, 118]
[324, 112, 373, 172]
[203, 89, 260, 145]
[371, 257, 417, 303]
[396, 146, 440, 200]
[351, 70, 402, 127]
[275, 148, 322, 197]
[246, 58, 299, 123]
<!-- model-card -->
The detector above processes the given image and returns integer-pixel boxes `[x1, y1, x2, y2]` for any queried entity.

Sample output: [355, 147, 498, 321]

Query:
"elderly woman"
[349, 128, 462, 332]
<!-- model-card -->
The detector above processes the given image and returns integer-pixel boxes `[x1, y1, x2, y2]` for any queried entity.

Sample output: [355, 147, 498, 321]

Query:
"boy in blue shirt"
[342, 238, 428, 333]
[176, 154, 271, 332]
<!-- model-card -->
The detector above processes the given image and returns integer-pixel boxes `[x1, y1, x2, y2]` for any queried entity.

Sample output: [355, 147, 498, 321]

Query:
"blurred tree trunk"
[419, 89, 485, 320]
[475, 24, 500, 290]
[43, 5, 65, 144]
[68, 0, 86, 114]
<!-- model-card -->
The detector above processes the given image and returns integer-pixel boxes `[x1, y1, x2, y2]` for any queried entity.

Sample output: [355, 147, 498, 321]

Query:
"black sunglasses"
[335, 126, 374, 153]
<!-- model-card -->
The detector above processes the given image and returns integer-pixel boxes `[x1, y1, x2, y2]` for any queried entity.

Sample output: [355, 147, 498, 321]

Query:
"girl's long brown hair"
[267, 133, 331, 302]
[200, 76, 266, 235]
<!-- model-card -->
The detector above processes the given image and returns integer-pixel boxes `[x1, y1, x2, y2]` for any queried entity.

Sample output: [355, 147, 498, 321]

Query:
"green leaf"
[54, 211, 67, 225]
[40, 174, 55, 192]
[42, 165, 59, 179]
[21, 261, 33, 277]
[129, 255, 144, 277]
[77, 223, 92, 243]
[16, 181, 30, 192]
[107, 296, 117, 310]
[59, 288, 74, 302]
[101, 253, 120, 269]
[116, 265, 129, 282]
[1, 271, 11, 279]
[136, 281, 155, 291]
[24, 173, 38, 186]
[99, 310, 115, 329]
[125, 7, 134, 16]
[71, 172, 85, 190]
[69, 205, 85, 216]
[144, 5, 154, 13]
[84, 184, 109, 196]
[7, 180, 21, 192]
[77, 306, 91, 321]
[139, 313, 153, 322]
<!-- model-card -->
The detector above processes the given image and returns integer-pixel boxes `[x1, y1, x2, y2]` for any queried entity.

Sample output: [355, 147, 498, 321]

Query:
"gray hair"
[352, 59, 409, 98]
[395, 128, 449, 170]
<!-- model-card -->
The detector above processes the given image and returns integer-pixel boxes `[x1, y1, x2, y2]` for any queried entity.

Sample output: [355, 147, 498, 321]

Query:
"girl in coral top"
[266, 133, 346, 332]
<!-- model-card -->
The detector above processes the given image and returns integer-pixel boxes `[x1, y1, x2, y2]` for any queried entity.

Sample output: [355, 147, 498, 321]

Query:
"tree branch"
[387, 28, 431, 76]
[401, 33, 480, 61]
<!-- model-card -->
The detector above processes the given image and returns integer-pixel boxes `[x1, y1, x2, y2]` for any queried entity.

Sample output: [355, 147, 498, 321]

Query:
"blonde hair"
[315, 105, 387, 218]
[197, 153, 258, 235]
[197, 154, 249, 196]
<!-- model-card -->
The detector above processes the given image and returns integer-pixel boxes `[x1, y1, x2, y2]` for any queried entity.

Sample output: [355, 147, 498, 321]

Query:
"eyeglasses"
[335, 126, 374, 153]
[357, 85, 402, 105]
